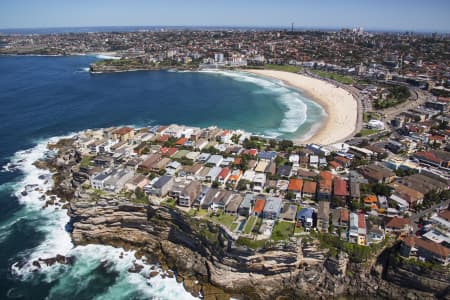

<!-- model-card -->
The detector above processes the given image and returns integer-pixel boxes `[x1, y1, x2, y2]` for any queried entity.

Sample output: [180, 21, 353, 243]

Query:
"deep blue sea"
[0, 55, 324, 299]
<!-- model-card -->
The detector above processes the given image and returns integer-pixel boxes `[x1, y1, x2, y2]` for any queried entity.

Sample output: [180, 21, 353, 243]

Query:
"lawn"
[263, 64, 301, 73]
[236, 237, 269, 249]
[294, 225, 304, 235]
[243, 216, 257, 234]
[271, 221, 295, 241]
[363, 112, 381, 123]
[358, 128, 380, 137]
[310, 70, 355, 85]
[161, 198, 177, 208]
[80, 155, 93, 168]
[210, 213, 236, 229]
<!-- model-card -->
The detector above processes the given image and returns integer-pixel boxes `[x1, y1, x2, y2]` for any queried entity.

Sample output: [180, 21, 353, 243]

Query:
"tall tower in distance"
[291, 22, 294, 33]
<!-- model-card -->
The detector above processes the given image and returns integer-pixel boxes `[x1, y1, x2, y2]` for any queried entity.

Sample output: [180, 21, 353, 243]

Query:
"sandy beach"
[244, 69, 358, 145]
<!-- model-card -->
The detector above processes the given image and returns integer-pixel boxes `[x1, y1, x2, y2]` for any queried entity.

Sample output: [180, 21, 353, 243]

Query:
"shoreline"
[242, 69, 358, 145]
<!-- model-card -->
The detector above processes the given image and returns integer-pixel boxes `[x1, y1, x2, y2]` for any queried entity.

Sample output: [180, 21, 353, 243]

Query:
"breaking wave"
[201, 70, 323, 137]
[4, 136, 197, 299]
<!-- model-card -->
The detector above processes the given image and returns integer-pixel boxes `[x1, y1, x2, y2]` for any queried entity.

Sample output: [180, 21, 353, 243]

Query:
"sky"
[1, 0, 449, 32]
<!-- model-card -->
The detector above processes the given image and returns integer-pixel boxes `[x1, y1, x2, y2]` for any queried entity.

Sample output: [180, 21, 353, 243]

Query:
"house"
[238, 193, 254, 216]
[317, 200, 330, 232]
[103, 169, 134, 192]
[254, 160, 269, 173]
[358, 164, 396, 184]
[197, 153, 211, 163]
[90, 171, 112, 190]
[413, 150, 450, 169]
[224, 194, 243, 215]
[280, 204, 297, 221]
[349, 213, 366, 245]
[265, 161, 277, 176]
[262, 197, 283, 220]
[385, 217, 412, 234]
[218, 167, 231, 185]
[241, 170, 255, 183]
[211, 190, 232, 211]
[112, 127, 134, 142]
[138, 154, 162, 173]
[350, 181, 360, 202]
[125, 174, 149, 191]
[165, 161, 182, 176]
[206, 166, 222, 182]
[253, 173, 266, 193]
[151, 157, 171, 173]
[302, 181, 317, 199]
[332, 207, 349, 229]
[148, 175, 174, 197]
[252, 198, 266, 216]
[297, 208, 314, 228]
[178, 181, 202, 207]
[277, 165, 292, 178]
[309, 155, 319, 168]
[333, 177, 348, 200]
[390, 183, 424, 208]
[401, 235, 450, 265]
[367, 223, 385, 244]
[206, 155, 224, 167]
[318, 171, 333, 200]
[258, 151, 277, 161]
[228, 169, 242, 186]
[288, 178, 303, 200]
[363, 195, 378, 210]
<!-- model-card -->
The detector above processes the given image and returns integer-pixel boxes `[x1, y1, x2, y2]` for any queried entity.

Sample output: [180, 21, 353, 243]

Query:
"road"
[410, 199, 450, 232]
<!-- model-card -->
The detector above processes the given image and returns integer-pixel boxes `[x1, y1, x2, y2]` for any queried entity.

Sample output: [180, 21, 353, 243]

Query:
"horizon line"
[1, 24, 449, 34]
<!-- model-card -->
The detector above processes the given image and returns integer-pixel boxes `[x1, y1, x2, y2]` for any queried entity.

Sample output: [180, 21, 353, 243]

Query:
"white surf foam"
[6, 134, 198, 299]
[203, 70, 314, 137]
[95, 54, 121, 60]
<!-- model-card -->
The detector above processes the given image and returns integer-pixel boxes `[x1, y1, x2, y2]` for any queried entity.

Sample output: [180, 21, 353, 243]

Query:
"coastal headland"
[243, 70, 358, 146]
[15, 127, 448, 300]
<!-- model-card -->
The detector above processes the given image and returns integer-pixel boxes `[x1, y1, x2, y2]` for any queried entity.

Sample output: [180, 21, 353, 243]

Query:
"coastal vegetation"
[373, 85, 411, 109]
[310, 69, 355, 84]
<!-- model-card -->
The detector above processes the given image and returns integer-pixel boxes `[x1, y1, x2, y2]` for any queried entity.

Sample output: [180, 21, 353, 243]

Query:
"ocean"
[0, 55, 324, 299]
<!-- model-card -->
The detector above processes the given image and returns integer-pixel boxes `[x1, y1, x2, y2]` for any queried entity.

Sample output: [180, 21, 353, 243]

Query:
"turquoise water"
[0, 55, 324, 299]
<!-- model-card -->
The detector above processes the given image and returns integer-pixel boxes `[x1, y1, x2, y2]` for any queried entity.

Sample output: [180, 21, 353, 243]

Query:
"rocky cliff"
[32, 138, 449, 300]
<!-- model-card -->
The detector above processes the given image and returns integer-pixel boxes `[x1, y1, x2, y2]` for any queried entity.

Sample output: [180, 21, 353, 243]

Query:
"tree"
[211, 181, 220, 188]
[372, 183, 393, 197]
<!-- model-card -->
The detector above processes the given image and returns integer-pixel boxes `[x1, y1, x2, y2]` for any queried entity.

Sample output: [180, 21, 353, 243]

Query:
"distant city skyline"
[1, 0, 450, 32]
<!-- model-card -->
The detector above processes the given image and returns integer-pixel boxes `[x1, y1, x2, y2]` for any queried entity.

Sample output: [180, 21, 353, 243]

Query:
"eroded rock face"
[69, 199, 308, 299]
[46, 138, 447, 300]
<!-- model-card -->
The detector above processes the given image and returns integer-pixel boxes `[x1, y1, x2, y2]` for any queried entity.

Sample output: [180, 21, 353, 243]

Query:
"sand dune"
[244, 69, 358, 145]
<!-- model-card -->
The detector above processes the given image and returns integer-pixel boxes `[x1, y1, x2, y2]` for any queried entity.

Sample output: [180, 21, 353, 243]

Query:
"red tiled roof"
[113, 127, 133, 135]
[234, 157, 242, 165]
[329, 161, 341, 169]
[364, 195, 378, 204]
[166, 147, 178, 157]
[176, 137, 187, 145]
[333, 177, 348, 196]
[218, 167, 230, 179]
[386, 217, 411, 229]
[288, 178, 303, 192]
[158, 135, 170, 143]
[414, 151, 443, 164]
[340, 209, 349, 222]
[358, 213, 366, 229]
[303, 181, 317, 194]
[248, 149, 258, 156]
[253, 199, 266, 214]
[404, 235, 450, 258]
